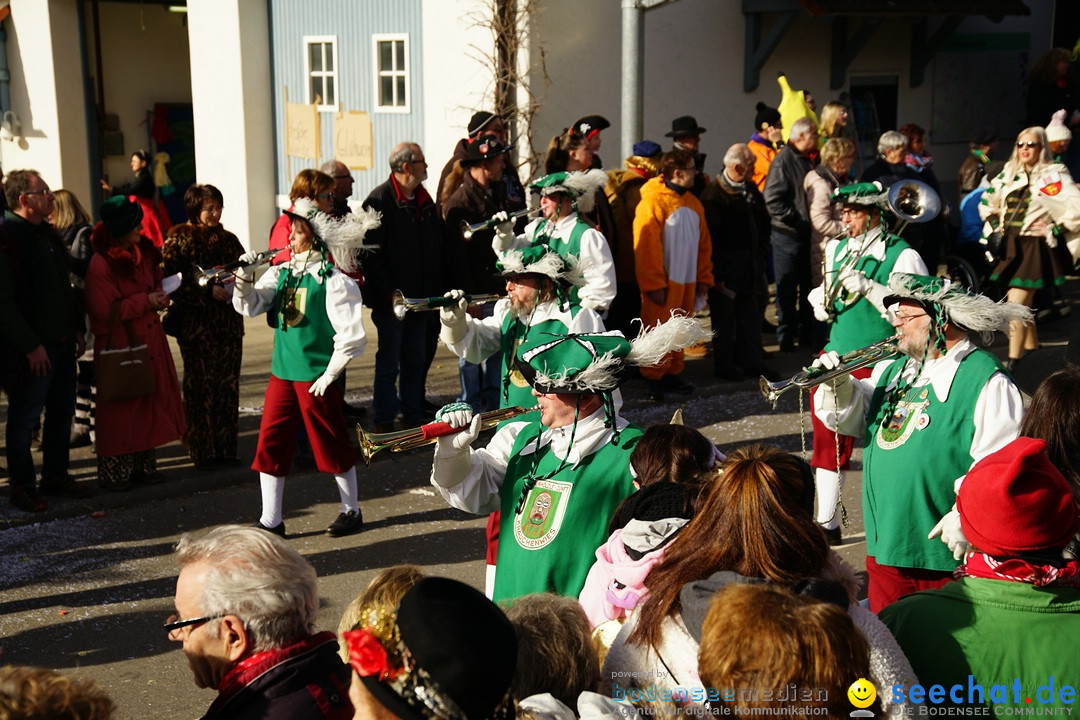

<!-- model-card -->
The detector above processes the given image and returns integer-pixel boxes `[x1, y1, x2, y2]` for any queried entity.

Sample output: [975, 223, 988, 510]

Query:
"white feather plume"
[561, 169, 609, 213]
[888, 274, 1034, 342]
[292, 198, 381, 275]
[626, 312, 713, 367]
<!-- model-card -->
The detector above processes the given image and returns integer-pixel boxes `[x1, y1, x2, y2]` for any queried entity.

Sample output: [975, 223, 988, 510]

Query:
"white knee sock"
[815, 468, 841, 529]
[259, 473, 286, 527]
[334, 466, 359, 514]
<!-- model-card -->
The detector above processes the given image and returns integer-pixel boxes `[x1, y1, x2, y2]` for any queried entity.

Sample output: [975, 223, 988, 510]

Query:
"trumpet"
[392, 290, 502, 320]
[355, 405, 539, 465]
[759, 336, 899, 407]
[460, 208, 538, 240]
[194, 248, 286, 287]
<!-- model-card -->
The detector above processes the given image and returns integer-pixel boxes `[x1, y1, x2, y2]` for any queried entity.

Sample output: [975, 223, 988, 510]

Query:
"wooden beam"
[910, 16, 963, 87]
[744, 8, 801, 91]
[830, 15, 882, 89]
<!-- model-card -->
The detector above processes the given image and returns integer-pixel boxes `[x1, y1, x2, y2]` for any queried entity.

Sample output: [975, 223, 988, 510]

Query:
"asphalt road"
[0, 289, 1074, 719]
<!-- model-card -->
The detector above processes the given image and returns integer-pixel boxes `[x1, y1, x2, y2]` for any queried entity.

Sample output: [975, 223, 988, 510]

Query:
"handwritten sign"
[334, 111, 373, 170]
[286, 101, 320, 159]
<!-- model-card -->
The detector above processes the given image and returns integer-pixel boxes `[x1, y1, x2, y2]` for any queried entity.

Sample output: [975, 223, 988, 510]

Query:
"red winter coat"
[86, 233, 185, 456]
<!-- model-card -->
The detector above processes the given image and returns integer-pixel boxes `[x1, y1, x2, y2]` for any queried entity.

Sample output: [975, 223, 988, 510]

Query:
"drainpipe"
[620, 0, 644, 162]
[0, 21, 10, 113]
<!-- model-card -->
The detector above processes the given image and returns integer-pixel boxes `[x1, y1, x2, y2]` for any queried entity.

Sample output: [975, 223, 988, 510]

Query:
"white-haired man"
[813, 273, 1031, 612]
[169, 525, 352, 719]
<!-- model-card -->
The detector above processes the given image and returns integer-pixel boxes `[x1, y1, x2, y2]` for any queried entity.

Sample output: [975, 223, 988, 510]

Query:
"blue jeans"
[457, 303, 500, 413]
[371, 308, 428, 425]
[771, 229, 812, 348]
[5, 341, 77, 488]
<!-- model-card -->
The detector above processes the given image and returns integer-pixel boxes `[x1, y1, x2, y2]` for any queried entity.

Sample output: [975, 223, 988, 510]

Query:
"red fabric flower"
[344, 628, 398, 681]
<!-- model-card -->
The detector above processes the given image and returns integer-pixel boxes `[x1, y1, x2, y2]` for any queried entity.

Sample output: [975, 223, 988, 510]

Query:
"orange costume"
[633, 177, 713, 380]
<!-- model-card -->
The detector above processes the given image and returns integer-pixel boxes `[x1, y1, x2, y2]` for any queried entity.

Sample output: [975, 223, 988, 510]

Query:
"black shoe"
[194, 460, 218, 472]
[714, 366, 745, 382]
[659, 375, 694, 395]
[41, 474, 95, 498]
[779, 339, 797, 353]
[327, 509, 364, 537]
[823, 526, 842, 546]
[131, 470, 166, 485]
[99, 478, 133, 492]
[10, 486, 47, 512]
[69, 432, 92, 449]
[645, 380, 665, 402]
[254, 520, 286, 537]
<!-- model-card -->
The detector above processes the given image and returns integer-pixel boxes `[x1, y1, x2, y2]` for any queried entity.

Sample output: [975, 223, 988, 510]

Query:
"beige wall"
[2, 0, 92, 204]
[187, 0, 275, 251]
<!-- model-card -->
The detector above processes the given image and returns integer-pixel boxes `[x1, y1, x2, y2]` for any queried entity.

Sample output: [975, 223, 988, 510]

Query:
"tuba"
[355, 405, 539, 465]
[759, 336, 899, 407]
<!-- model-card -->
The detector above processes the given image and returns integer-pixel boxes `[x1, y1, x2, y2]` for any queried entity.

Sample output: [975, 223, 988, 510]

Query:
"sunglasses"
[1016, 141, 1041, 149]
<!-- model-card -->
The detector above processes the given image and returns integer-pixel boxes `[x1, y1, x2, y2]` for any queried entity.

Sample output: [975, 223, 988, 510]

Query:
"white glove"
[308, 352, 351, 397]
[839, 269, 873, 296]
[812, 350, 842, 372]
[810, 350, 854, 407]
[238, 250, 261, 271]
[491, 210, 516, 252]
[235, 250, 261, 289]
[435, 412, 482, 455]
[929, 508, 971, 561]
[439, 290, 469, 345]
[1045, 227, 1059, 249]
[808, 284, 830, 323]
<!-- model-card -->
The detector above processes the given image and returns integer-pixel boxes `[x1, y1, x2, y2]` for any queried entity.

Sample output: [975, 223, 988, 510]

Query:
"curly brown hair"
[0, 666, 115, 720]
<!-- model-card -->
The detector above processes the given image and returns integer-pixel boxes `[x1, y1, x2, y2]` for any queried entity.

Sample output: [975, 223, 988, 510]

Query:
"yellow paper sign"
[285, 101, 320, 160]
[334, 111, 373, 170]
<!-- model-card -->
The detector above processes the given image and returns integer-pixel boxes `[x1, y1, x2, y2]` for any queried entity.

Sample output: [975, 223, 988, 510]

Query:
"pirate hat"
[283, 197, 381, 275]
[496, 245, 587, 287]
[571, 115, 610, 140]
[830, 181, 887, 209]
[528, 169, 607, 214]
[345, 577, 517, 720]
[463, 134, 513, 165]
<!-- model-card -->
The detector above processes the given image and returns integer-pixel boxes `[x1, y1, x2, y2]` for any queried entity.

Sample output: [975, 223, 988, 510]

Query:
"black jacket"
[361, 175, 444, 313]
[762, 144, 814, 238]
[442, 171, 508, 296]
[700, 174, 771, 293]
[201, 632, 352, 720]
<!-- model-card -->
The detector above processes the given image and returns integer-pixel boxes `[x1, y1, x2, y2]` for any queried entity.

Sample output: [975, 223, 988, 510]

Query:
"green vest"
[269, 269, 335, 382]
[493, 421, 641, 603]
[863, 349, 1003, 571]
[825, 233, 910, 355]
[498, 309, 579, 425]
[531, 219, 590, 307]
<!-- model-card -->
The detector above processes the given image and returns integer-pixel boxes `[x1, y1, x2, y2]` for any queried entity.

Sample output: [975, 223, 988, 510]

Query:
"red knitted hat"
[958, 437, 1078, 556]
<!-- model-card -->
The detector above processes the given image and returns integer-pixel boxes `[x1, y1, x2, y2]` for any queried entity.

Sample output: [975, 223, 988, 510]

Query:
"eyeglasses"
[1016, 141, 1041, 149]
[892, 312, 928, 325]
[164, 613, 224, 634]
[23, 189, 53, 197]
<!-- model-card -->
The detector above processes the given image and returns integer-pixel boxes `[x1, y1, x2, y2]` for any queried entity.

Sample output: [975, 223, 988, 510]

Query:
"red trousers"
[809, 365, 873, 470]
[866, 555, 952, 613]
[253, 374, 357, 476]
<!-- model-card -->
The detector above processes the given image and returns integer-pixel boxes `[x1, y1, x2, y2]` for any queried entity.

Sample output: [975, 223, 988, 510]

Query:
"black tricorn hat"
[463, 134, 513, 165]
[572, 114, 610, 139]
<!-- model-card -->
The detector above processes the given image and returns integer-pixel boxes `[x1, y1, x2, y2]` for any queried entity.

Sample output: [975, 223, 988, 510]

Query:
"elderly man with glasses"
[0, 169, 92, 512]
[168, 525, 353, 719]
[812, 273, 1031, 613]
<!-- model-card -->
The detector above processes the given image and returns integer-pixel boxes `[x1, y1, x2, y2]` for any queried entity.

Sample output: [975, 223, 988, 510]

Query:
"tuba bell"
[887, 179, 941, 236]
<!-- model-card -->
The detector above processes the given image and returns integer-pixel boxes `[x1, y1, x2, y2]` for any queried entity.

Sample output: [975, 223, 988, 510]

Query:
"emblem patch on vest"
[514, 478, 572, 550]
[281, 287, 308, 327]
[509, 338, 529, 388]
[876, 387, 930, 450]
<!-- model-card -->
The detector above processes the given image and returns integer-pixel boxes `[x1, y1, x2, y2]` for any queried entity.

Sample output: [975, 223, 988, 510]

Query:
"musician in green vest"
[807, 182, 927, 545]
[492, 169, 616, 313]
[813, 273, 1032, 612]
[430, 317, 710, 603]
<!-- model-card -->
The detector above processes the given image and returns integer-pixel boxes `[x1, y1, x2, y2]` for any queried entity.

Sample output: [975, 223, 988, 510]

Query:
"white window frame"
[304, 35, 338, 112]
[372, 33, 410, 113]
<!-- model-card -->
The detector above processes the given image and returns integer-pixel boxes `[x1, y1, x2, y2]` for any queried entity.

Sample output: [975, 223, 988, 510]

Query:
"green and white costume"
[815, 338, 1023, 571]
[432, 408, 640, 602]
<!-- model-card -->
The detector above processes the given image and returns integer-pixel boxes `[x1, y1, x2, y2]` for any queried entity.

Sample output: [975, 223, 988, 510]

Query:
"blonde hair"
[0, 666, 115, 720]
[337, 565, 426, 661]
[820, 138, 855, 170]
[50, 190, 92, 231]
[698, 585, 876, 718]
[818, 101, 847, 140]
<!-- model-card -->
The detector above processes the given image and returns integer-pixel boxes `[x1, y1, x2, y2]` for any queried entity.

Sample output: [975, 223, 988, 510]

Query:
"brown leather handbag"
[95, 301, 155, 402]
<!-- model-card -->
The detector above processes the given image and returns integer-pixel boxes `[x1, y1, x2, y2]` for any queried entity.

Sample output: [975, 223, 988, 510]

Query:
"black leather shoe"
[327, 509, 364, 537]
[823, 526, 842, 546]
[254, 520, 286, 538]
[40, 474, 95, 498]
[10, 487, 47, 512]
[645, 380, 664, 402]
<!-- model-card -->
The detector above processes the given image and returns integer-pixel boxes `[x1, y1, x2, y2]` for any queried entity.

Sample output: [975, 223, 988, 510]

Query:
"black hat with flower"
[343, 577, 518, 720]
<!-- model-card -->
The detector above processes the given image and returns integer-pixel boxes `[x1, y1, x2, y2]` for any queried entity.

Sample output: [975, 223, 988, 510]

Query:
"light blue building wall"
[268, 0, 425, 202]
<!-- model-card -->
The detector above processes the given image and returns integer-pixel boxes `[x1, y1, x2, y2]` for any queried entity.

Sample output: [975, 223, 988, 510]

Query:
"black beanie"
[754, 102, 781, 131]
[608, 481, 696, 535]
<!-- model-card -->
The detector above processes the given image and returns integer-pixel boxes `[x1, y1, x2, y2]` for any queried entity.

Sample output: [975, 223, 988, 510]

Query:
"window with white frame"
[305, 36, 337, 110]
[373, 33, 410, 112]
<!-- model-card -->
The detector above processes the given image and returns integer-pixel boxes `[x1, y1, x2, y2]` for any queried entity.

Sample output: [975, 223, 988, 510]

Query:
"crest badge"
[876, 395, 930, 449]
[1038, 171, 1063, 197]
[514, 478, 572, 550]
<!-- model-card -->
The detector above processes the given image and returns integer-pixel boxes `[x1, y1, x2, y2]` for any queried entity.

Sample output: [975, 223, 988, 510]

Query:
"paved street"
[0, 287, 1074, 718]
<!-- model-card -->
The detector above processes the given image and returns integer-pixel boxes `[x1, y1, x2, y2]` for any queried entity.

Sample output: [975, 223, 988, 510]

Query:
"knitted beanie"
[958, 437, 1079, 556]
[608, 481, 696, 532]
[1046, 109, 1072, 144]
[754, 102, 781, 131]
